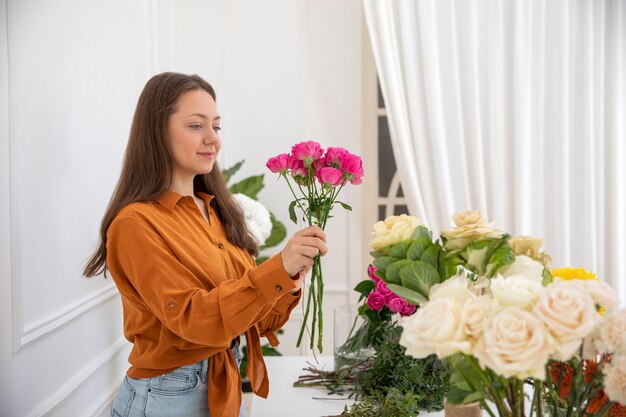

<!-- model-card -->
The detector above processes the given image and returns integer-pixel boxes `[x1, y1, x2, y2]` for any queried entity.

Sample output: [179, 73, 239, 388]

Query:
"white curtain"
[363, 0, 626, 301]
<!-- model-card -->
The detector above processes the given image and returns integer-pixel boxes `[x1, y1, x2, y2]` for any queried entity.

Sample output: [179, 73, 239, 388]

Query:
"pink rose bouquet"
[267, 140, 363, 352]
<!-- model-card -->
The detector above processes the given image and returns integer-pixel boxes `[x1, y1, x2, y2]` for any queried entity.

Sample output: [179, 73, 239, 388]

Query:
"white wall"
[0, 0, 365, 415]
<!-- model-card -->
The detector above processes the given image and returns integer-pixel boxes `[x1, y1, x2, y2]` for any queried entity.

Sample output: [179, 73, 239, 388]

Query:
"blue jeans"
[111, 342, 246, 417]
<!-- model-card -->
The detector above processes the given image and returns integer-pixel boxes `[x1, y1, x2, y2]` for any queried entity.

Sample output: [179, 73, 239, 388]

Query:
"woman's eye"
[213, 126, 222, 133]
[190, 124, 203, 129]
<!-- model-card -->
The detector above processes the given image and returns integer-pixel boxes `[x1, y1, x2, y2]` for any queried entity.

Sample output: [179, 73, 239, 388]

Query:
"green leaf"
[439, 256, 463, 281]
[447, 386, 484, 405]
[369, 250, 386, 258]
[222, 160, 244, 184]
[484, 238, 515, 277]
[542, 268, 553, 286]
[260, 213, 287, 249]
[229, 174, 265, 199]
[288, 200, 298, 224]
[420, 244, 441, 272]
[337, 201, 352, 211]
[399, 261, 441, 299]
[389, 240, 412, 259]
[372, 256, 397, 271]
[354, 280, 375, 296]
[386, 284, 427, 305]
[386, 259, 413, 285]
[407, 237, 432, 260]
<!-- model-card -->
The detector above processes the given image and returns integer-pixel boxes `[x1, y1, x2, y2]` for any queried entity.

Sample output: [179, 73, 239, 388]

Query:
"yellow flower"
[551, 267, 598, 281]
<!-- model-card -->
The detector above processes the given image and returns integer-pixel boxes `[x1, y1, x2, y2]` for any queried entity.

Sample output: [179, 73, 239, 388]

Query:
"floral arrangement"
[390, 211, 626, 417]
[267, 140, 363, 352]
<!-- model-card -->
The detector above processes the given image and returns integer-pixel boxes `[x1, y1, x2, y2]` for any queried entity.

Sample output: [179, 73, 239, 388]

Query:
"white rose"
[490, 274, 543, 311]
[461, 296, 497, 340]
[473, 307, 551, 380]
[500, 255, 545, 281]
[399, 298, 471, 359]
[598, 308, 626, 354]
[441, 210, 504, 248]
[370, 214, 423, 250]
[534, 281, 597, 361]
[232, 193, 272, 246]
[429, 275, 476, 305]
[603, 355, 626, 405]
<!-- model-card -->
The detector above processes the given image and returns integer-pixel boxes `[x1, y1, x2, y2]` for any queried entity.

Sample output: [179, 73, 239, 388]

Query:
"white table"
[250, 356, 354, 417]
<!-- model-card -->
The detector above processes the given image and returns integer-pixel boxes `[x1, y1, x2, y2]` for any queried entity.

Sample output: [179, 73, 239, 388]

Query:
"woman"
[84, 72, 327, 417]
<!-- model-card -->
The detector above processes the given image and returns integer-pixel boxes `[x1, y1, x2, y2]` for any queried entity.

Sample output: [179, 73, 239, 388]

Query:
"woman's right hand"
[280, 226, 328, 278]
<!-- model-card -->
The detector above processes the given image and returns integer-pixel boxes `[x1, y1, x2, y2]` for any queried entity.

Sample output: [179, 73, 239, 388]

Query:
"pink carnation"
[387, 296, 408, 314]
[376, 280, 395, 302]
[366, 291, 386, 311]
[368, 265, 380, 282]
[291, 141, 324, 166]
[266, 153, 290, 174]
[288, 155, 308, 182]
[316, 167, 343, 187]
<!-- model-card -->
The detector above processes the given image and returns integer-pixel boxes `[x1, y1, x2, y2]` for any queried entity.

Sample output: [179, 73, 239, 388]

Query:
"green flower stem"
[296, 275, 315, 347]
[316, 258, 324, 352]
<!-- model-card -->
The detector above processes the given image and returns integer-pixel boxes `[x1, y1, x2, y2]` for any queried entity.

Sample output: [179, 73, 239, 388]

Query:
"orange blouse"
[106, 190, 300, 417]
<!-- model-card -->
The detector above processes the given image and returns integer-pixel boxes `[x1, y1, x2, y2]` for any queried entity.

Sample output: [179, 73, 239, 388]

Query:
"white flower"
[534, 281, 597, 361]
[369, 214, 423, 250]
[598, 308, 626, 354]
[603, 355, 626, 405]
[500, 255, 545, 281]
[461, 296, 497, 341]
[576, 280, 618, 311]
[399, 298, 471, 359]
[473, 307, 551, 380]
[429, 275, 476, 305]
[232, 193, 272, 246]
[490, 274, 543, 311]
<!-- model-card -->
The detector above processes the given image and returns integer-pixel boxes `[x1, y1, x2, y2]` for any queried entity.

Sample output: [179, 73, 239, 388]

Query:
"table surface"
[249, 356, 354, 417]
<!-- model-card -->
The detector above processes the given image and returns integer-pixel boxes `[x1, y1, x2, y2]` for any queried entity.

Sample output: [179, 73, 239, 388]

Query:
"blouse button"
[275, 285, 283, 292]
[218, 243, 225, 249]
[168, 301, 175, 308]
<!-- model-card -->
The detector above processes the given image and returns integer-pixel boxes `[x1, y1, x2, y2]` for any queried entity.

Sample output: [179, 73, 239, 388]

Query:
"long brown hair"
[84, 72, 258, 277]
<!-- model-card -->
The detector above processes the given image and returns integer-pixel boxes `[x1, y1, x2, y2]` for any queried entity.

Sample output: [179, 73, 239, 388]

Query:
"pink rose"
[316, 167, 343, 187]
[323, 147, 348, 168]
[401, 303, 417, 317]
[288, 155, 308, 182]
[387, 296, 408, 314]
[368, 265, 380, 282]
[376, 280, 395, 302]
[291, 141, 324, 166]
[339, 152, 364, 185]
[367, 291, 386, 310]
[266, 153, 290, 174]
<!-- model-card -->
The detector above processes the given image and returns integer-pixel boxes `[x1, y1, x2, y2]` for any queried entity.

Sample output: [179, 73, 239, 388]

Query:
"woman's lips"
[198, 152, 215, 158]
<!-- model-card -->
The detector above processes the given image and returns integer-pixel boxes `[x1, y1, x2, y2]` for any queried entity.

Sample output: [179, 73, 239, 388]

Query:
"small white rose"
[534, 281, 597, 361]
[500, 255, 545, 281]
[429, 275, 476, 305]
[461, 296, 497, 341]
[598, 308, 626, 355]
[473, 306, 551, 380]
[399, 298, 471, 359]
[370, 214, 423, 250]
[490, 274, 543, 311]
[579, 280, 619, 311]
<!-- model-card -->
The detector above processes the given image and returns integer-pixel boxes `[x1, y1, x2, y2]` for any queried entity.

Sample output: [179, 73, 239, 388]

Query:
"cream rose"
[461, 296, 497, 340]
[490, 274, 543, 311]
[500, 255, 545, 281]
[400, 298, 471, 359]
[429, 275, 476, 305]
[603, 355, 626, 405]
[473, 307, 551, 380]
[598, 308, 626, 354]
[534, 282, 597, 361]
[577, 280, 619, 311]
[369, 214, 423, 250]
[441, 210, 504, 244]
[509, 236, 551, 266]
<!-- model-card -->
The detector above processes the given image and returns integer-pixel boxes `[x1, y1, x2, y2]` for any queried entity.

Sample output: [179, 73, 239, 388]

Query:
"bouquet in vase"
[267, 140, 363, 352]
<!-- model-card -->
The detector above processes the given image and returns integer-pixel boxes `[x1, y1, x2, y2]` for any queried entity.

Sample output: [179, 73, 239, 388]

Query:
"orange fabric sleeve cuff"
[247, 252, 298, 302]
